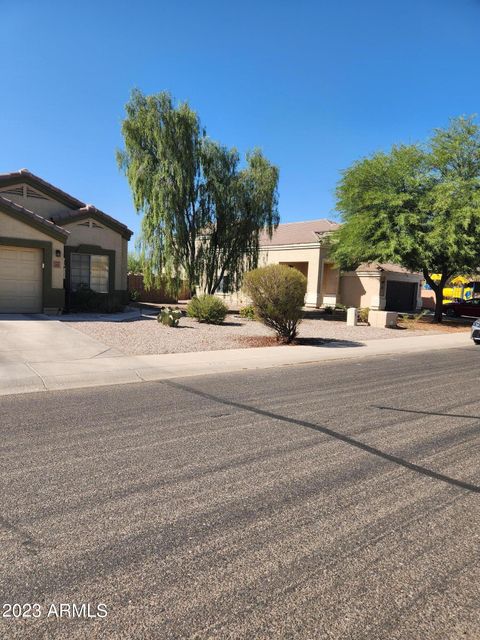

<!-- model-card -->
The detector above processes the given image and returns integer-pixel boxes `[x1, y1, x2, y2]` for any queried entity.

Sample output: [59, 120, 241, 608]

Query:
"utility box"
[368, 310, 398, 328]
[346, 307, 357, 326]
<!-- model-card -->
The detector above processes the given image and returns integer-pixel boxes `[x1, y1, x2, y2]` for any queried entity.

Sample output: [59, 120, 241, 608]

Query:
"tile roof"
[260, 219, 340, 247]
[51, 205, 132, 238]
[0, 169, 132, 239]
[0, 169, 85, 209]
[0, 194, 69, 238]
[356, 262, 420, 274]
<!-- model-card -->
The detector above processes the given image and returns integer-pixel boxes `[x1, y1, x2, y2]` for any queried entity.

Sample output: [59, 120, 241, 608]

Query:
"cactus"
[157, 307, 182, 327]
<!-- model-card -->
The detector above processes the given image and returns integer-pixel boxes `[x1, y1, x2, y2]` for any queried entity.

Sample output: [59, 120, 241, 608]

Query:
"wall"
[0, 210, 65, 288]
[0, 184, 71, 217]
[339, 272, 382, 309]
[64, 219, 127, 290]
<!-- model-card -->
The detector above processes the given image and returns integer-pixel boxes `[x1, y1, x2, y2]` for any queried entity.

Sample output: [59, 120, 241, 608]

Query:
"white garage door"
[0, 245, 43, 313]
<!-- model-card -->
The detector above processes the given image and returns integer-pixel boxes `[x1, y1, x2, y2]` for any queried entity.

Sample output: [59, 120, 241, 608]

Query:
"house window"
[71, 253, 109, 293]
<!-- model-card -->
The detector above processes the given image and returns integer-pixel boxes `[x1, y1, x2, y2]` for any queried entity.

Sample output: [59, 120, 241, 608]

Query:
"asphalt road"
[1, 346, 479, 640]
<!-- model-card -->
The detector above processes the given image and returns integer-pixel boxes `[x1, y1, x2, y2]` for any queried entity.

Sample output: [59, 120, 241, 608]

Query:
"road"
[0, 347, 479, 639]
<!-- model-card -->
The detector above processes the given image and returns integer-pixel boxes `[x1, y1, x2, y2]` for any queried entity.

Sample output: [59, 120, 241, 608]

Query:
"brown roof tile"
[0, 194, 69, 239]
[260, 219, 340, 247]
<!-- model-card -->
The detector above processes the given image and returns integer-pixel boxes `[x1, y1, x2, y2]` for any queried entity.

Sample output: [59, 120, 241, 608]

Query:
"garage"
[0, 245, 43, 313]
[385, 280, 417, 312]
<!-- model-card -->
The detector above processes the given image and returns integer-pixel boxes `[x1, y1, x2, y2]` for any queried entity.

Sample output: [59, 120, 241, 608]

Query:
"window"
[71, 253, 109, 293]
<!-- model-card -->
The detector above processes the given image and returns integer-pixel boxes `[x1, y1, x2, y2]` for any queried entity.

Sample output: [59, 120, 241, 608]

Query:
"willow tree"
[117, 90, 279, 296]
[198, 141, 279, 294]
[330, 116, 480, 322]
[117, 90, 205, 294]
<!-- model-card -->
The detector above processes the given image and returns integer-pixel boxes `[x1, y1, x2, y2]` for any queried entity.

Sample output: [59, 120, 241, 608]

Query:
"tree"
[330, 116, 480, 322]
[117, 90, 279, 296]
[117, 90, 205, 295]
[127, 252, 143, 274]
[198, 140, 279, 294]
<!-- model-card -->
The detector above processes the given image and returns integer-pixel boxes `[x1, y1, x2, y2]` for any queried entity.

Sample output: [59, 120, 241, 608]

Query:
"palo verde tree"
[330, 116, 480, 322]
[117, 90, 279, 296]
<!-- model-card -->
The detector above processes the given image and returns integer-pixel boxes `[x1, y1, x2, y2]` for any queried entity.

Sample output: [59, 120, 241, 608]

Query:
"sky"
[1, 0, 480, 245]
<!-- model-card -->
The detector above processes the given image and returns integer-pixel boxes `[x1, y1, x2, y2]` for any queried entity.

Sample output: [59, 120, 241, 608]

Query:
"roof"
[0, 169, 84, 209]
[0, 194, 69, 241]
[0, 169, 132, 239]
[356, 262, 420, 274]
[259, 219, 340, 247]
[51, 205, 133, 240]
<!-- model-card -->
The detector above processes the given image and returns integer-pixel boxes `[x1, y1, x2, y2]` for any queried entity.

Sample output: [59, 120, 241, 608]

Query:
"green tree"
[117, 90, 205, 295]
[198, 140, 279, 294]
[117, 90, 279, 296]
[127, 252, 143, 274]
[330, 116, 480, 322]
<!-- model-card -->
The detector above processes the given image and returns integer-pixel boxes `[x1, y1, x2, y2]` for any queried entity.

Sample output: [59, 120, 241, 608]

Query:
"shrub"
[69, 285, 124, 313]
[239, 304, 256, 320]
[335, 303, 347, 311]
[129, 289, 140, 302]
[358, 307, 370, 324]
[243, 264, 307, 343]
[157, 306, 182, 327]
[187, 295, 228, 324]
[323, 305, 334, 314]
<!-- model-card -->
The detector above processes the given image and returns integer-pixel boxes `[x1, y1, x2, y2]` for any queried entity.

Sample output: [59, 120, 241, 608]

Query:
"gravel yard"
[62, 312, 457, 356]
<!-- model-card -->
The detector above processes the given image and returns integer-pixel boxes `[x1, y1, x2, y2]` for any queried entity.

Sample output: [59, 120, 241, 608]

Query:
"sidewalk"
[0, 332, 471, 397]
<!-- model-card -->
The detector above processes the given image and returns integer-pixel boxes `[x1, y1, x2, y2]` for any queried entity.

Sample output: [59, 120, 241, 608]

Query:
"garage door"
[385, 280, 417, 312]
[0, 246, 43, 313]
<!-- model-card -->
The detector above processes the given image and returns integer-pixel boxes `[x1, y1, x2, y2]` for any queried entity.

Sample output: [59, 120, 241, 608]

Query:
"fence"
[127, 274, 191, 304]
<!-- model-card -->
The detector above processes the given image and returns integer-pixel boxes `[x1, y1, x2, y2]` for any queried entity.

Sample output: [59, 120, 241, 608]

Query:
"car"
[471, 319, 480, 345]
[443, 298, 480, 318]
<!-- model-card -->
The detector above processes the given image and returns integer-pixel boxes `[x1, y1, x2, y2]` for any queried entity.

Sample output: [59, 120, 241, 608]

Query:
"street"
[1, 347, 479, 639]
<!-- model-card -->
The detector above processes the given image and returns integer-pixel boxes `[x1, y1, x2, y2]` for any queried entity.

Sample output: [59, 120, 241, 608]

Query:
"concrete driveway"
[0, 314, 123, 394]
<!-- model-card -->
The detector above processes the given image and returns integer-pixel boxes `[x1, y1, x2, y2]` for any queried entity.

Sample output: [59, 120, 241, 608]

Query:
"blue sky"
[1, 0, 479, 244]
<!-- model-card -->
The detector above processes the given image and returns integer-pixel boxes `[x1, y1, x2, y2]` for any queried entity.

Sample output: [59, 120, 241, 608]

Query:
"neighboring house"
[217, 219, 423, 311]
[0, 169, 132, 314]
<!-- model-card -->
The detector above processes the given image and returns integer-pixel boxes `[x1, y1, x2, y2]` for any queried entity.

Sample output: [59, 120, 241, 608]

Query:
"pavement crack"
[25, 362, 47, 390]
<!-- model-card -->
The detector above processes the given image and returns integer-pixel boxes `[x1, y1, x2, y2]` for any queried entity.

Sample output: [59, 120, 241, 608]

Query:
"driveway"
[0, 314, 122, 363]
[0, 314, 124, 394]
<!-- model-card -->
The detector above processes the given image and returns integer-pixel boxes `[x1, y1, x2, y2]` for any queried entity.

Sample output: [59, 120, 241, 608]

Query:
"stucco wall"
[0, 185, 70, 216]
[339, 272, 382, 309]
[0, 210, 65, 288]
[64, 219, 128, 290]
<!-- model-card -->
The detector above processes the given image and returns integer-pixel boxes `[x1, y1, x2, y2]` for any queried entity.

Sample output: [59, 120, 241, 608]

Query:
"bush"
[335, 303, 347, 311]
[243, 264, 307, 343]
[129, 289, 140, 302]
[69, 285, 124, 313]
[187, 295, 228, 324]
[323, 305, 334, 314]
[358, 307, 370, 324]
[239, 304, 256, 320]
[157, 306, 182, 327]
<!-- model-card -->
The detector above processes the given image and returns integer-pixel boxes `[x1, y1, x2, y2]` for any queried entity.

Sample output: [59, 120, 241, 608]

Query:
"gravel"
[63, 313, 446, 356]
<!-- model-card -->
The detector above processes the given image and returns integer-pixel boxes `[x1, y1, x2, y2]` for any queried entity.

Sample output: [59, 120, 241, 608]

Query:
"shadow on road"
[374, 405, 480, 421]
[163, 380, 480, 494]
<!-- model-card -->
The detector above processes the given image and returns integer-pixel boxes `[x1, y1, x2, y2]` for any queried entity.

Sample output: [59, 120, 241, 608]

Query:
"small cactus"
[157, 306, 182, 327]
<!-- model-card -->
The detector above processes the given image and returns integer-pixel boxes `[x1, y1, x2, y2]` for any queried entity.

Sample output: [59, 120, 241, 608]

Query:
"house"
[0, 169, 132, 314]
[218, 219, 423, 311]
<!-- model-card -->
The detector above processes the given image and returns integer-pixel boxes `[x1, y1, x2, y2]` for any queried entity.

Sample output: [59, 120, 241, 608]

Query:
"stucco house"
[0, 169, 132, 314]
[220, 219, 423, 311]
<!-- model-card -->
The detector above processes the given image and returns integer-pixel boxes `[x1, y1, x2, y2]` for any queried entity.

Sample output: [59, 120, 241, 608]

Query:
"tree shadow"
[163, 380, 480, 494]
[294, 337, 364, 348]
